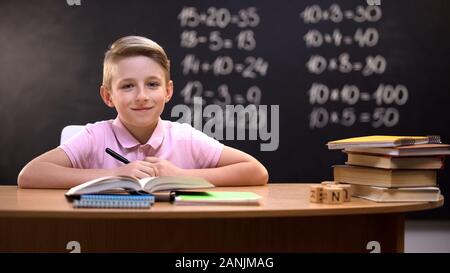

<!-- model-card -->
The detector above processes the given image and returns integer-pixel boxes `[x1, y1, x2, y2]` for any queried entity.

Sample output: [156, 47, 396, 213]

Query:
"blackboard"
[1, 0, 449, 218]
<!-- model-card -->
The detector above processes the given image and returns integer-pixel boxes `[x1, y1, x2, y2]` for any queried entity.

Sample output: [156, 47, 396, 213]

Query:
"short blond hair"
[102, 36, 170, 90]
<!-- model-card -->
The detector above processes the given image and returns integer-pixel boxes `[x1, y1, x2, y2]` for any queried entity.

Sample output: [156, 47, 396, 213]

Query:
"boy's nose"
[135, 85, 149, 101]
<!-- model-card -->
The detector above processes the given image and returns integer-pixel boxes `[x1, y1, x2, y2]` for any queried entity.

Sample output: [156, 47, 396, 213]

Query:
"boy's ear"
[100, 85, 115, 108]
[165, 80, 174, 103]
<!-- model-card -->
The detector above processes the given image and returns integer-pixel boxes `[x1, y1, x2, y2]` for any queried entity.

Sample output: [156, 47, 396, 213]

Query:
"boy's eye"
[147, 81, 160, 88]
[121, 84, 133, 90]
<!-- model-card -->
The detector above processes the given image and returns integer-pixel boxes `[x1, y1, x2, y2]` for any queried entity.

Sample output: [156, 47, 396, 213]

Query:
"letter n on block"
[323, 186, 344, 204]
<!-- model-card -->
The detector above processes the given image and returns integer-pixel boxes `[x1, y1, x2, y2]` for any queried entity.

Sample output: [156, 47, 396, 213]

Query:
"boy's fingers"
[151, 165, 159, 177]
[138, 161, 154, 167]
[140, 165, 159, 177]
[135, 171, 149, 179]
[144, 157, 160, 163]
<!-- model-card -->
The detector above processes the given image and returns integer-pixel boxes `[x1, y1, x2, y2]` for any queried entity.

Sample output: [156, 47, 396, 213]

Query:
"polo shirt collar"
[112, 116, 165, 150]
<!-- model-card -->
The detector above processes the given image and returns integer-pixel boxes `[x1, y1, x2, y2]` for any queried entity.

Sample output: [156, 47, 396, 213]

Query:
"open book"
[65, 176, 215, 197]
[327, 135, 441, 150]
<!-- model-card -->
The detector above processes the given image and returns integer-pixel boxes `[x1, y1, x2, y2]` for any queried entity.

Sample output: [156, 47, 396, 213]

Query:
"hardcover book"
[333, 165, 437, 188]
[344, 144, 450, 157]
[345, 152, 444, 169]
[327, 135, 441, 150]
[350, 184, 441, 202]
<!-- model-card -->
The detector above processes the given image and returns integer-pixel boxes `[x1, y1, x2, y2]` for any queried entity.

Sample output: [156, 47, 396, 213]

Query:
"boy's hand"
[144, 157, 182, 176]
[112, 161, 159, 179]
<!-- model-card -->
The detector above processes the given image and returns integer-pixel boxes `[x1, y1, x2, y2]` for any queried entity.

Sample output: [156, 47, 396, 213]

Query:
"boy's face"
[101, 55, 173, 133]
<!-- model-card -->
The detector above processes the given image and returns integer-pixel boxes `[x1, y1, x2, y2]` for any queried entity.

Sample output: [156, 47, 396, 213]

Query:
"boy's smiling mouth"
[131, 106, 153, 112]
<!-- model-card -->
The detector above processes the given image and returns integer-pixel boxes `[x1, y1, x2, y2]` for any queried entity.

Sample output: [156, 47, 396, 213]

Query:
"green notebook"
[173, 191, 262, 205]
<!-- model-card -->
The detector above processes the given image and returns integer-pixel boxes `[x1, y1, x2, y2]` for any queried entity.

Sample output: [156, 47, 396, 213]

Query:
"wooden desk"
[0, 184, 443, 253]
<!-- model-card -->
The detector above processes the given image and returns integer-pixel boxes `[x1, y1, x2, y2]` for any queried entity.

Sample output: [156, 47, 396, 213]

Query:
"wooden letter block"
[335, 184, 352, 202]
[310, 185, 323, 203]
[322, 186, 344, 204]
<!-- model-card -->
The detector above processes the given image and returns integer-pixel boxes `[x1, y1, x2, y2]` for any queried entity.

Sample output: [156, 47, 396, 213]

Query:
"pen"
[105, 148, 130, 164]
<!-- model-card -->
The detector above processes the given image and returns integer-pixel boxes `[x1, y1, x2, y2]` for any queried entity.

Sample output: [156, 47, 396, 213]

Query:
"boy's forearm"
[179, 162, 268, 186]
[18, 162, 112, 189]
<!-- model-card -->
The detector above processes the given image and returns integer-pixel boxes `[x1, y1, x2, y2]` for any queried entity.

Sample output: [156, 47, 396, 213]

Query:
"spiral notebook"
[72, 194, 155, 209]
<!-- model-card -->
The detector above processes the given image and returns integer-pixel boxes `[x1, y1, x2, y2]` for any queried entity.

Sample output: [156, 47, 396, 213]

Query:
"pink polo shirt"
[60, 117, 224, 170]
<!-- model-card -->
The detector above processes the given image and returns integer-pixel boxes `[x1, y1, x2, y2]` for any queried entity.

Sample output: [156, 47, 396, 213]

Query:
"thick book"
[350, 184, 441, 202]
[173, 191, 262, 205]
[345, 152, 444, 169]
[65, 175, 214, 197]
[333, 165, 437, 187]
[344, 144, 450, 157]
[327, 135, 441, 150]
[73, 194, 155, 209]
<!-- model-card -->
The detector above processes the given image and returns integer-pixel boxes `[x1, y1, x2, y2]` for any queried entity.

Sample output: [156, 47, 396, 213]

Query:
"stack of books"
[327, 135, 450, 202]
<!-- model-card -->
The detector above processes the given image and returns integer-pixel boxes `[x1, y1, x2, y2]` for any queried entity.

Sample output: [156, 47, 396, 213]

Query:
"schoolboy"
[18, 36, 268, 188]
